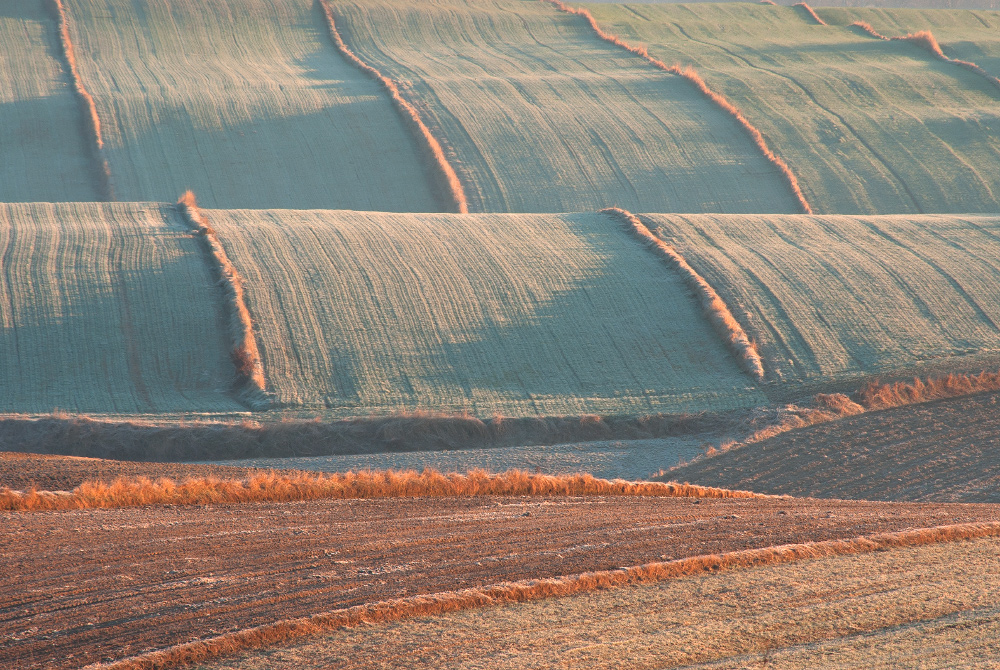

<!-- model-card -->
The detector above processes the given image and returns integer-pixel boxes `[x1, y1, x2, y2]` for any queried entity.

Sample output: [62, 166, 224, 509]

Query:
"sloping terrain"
[643, 213, 1000, 382]
[582, 2, 1000, 214]
[0, 202, 243, 414]
[667, 390, 1000, 503]
[201, 536, 1000, 670]
[3, 493, 997, 669]
[0, 0, 97, 202]
[207, 208, 766, 414]
[331, 0, 800, 214]
[60, 0, 438, 211]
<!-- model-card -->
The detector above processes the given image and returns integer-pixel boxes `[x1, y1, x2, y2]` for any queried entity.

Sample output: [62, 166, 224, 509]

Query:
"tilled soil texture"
[668, 391, 1000, 502]
[0, 453, 266, 491]
[4, 497, 1000, 669]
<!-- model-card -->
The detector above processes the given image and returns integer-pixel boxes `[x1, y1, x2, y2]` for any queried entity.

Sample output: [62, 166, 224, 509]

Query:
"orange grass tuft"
[603, 208, 765, 380]
[851, 22, 1000, 92]
[858, 370, 1000, 411]
[88, 521, 1000, 670]
[543, 0, 812, 214]
[0, 469, 768, 512]
[176, 192, 269, 408]
[793, 3, 826, 25]
[44, 0, 113, 200]
[317, 0, 468, 214]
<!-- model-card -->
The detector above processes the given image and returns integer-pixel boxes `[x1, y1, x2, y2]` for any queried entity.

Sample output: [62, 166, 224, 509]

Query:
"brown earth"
[3, 494, 1000, 669]
[668, 390, 1000, 502]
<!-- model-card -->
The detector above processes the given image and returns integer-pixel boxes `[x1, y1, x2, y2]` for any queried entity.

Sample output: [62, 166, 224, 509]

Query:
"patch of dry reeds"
[44, 0, 113, 200]
[793, 3, 826, 25]
[89, 521, 1000, 670]
[176, 192, 269, 408]
[851, 22, 1000, 91]
[543, 0, 812, 214]
[603, 208, 765, 380]
[0, 469, 766, 512]
[858, 370, 1000, 411]
[317, 0, 468, 213]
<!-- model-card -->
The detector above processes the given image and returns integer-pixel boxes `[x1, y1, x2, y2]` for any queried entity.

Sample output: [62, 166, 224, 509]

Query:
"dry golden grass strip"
[851, 22, 1000, 91]
[793, 3, 826, 25]
[544, 0, 811, 215]
[0, 469, 767, 512]
[176, 192, 269, 408]
[89, 521, 1000, 670]
[317, 0, 467, 214]
[604, 208, 764, 381]
[44, 0, 113, 200]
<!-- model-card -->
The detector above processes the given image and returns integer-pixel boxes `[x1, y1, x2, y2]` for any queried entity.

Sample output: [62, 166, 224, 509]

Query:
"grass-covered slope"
[331, 0, 800, 214]
[644, 213, 1000, 381]
[61, 0, 438, 211]
[207, 209, 766, 415]
[0, 202, 244, 414]
[582, 2, 1000, 214]
[0, 0, 97, 202]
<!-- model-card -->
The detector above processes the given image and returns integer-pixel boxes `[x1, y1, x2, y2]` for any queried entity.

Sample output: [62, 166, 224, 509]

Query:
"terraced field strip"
[5, 495, 997, 669]
[60, 0, 437, 211]
[0, 0, 97, 201]
[0, 202, 244, 414]
[202, 535, 1000, 670]
[582, 2, 1000, 214]
[643, 213, 1000, 382]
[332, 0, 799, 214]
[206, 208, 766, 415]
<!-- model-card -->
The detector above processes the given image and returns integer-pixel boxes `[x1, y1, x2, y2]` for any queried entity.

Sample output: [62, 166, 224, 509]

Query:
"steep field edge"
[176, 193, 270, 409]
[43, 0, 113, 200]
[90, 522, 1000, 670]
[793, 2, 827, 25]
[544, 0, 812, 214]
[317, 0, 467, 213]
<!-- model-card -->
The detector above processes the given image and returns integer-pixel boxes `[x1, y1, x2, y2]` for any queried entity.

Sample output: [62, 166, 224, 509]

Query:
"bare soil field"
[4, 494, 998, 669]
[668, 390, 1000, 502]
[199, 535, 1000, 670]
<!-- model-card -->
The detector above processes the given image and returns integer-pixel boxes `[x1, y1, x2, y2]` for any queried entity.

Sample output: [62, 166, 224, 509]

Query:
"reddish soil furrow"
[3, 496, 998, 669]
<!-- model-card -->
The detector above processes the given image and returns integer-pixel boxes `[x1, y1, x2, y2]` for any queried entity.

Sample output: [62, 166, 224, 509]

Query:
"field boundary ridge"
[317, 0, 467, 213]
[86, 521, 1000, 670]
[851, 22, 1000, 92]
[793, 3, 826, 25]
[44, 0, 114, 200]
[603, 208, 764, 380]
[543, 0, 812, 214]
[176, 192, 270, 409]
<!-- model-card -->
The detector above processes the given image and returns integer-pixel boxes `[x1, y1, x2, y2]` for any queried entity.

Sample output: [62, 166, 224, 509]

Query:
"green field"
[0, 0, 97, 202]
[582, 2, 1000, 214]
[59, 0, 438, 211]
[0, 202, 243, 414]
[645, 213, 1000, 381]
[332, 0, 800, 214]
[206, 208, 766, 415]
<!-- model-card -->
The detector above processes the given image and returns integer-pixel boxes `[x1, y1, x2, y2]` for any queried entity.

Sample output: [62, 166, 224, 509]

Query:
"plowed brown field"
[3, 486, 999, 669]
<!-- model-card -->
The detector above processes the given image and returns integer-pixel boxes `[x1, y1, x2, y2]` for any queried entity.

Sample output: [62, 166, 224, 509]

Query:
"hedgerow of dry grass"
[0, 469, 767, 512]
[544, 0, 812, 215]
[851, 22, 1000, 91]
[603, 208, 765, 380]
[176, 192, 269, 408]
[44, 0, 113, 200]
[88, 521, 1000, 670]
[793, 3, 826, 25]
[317, 0, 468, 214]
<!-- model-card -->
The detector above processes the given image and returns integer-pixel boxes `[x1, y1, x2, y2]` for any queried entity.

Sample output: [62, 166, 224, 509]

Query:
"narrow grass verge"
[176, 192, 269, 409]
[87, 521, 1000, 670]
[317, 0, 467, 213]
[44, 0, 113, 200]
[793, 3, 826, 25]
[851, 22, 1000, 92]
[0, 469, 767, 512]
[603, 208, 764, 380]
[543, 0, 812, 214]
